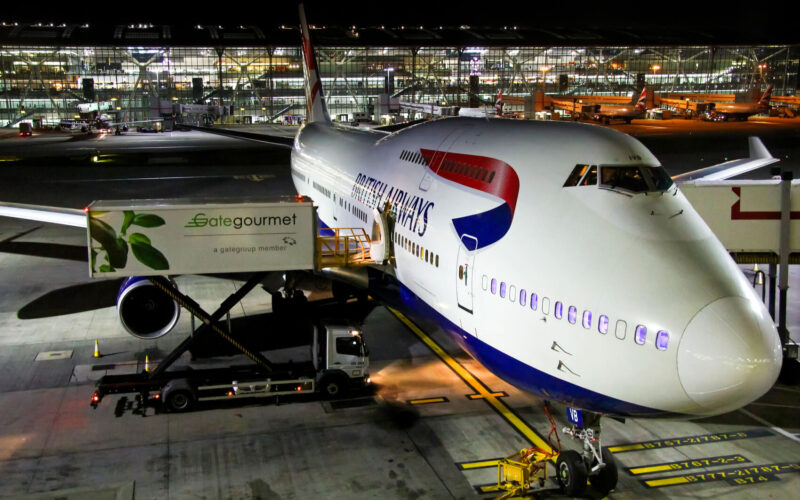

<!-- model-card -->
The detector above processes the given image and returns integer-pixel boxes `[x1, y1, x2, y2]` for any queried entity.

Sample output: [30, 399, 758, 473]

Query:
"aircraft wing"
[0, 202, 85, 227]
[184, 125, 295, 149]
[672, 136, 779, 182]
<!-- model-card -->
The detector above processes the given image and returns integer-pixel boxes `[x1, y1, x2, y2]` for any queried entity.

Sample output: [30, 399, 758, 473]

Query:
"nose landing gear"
[558, 408, 619, 496]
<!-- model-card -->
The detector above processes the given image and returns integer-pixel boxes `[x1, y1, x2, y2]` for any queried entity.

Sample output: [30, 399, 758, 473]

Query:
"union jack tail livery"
[495, 92, 504, 116]
[635, 88, 648, 111]
[299, 4, 330, 125]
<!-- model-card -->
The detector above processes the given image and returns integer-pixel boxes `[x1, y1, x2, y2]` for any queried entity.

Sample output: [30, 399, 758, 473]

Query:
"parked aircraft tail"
[758, 85, 773, 106]
[635, 88, 648, 111]
[495, 91, 504, 116]
[298, 4, 331, 125]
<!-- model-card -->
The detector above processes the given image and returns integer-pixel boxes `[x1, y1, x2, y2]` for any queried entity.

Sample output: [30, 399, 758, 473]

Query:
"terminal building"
[1, 20, 798, 127]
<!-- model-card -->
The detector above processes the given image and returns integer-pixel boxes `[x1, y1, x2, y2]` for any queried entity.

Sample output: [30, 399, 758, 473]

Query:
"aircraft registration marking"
[641, 462, 800, 488]
[388, 308, 554, 453]
[608, 428, 772, 453]
[407, 397, 449, 405]
[626, 454, 750, 475]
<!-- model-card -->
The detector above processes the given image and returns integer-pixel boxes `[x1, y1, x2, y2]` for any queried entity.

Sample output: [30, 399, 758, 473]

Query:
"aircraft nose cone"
[678, 296, 782, 415]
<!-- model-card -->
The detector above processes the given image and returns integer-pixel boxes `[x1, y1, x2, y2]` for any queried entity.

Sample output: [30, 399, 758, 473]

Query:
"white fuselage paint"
[290, 117, 782, 418]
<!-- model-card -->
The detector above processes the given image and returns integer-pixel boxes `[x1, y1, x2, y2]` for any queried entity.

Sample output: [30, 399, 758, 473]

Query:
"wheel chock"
[93, 339, 101, 358]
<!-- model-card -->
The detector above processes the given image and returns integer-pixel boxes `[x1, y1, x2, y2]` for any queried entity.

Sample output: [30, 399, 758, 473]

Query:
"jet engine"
[117, 276, 180, 339]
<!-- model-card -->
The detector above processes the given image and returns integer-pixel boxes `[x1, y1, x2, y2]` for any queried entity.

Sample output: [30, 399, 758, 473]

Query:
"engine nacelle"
[117, 277, 180, 339]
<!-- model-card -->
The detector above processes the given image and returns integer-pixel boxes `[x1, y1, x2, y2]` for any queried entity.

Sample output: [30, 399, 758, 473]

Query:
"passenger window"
[459, 265, 464, 280]
[482, 275, 488, 291]
[541, 296, 549, 314]
[598, 315, 609, 334]
[491, 278, 498, 294]
[656, 330, 669, 351]
[635, 325, 647, 345]
[554, 301, 563, 319]
[615, 320, 627, 340]
[567, 306, 577, 324]
[530, 293, 538, 311]
[435, 255, 439, 267]
[582, 311, 592, 329]
[519, 289, 527, 306]
[499, 282, 506, 298]
[509, 285, 516, 302]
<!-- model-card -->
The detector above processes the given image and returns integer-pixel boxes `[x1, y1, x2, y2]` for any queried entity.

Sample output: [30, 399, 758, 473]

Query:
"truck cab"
[314, 323, 370, 397]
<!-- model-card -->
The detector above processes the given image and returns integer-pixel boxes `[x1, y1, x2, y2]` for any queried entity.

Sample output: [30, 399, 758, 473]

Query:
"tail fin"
[495, 91, 504, 116]
[635, 88, 647, 111]
[299, 4, 331, 125]
[758, 85, 773, 106]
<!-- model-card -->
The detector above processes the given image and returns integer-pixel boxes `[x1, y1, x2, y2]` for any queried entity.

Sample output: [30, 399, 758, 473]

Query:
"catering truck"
[91, 321, 370, 412]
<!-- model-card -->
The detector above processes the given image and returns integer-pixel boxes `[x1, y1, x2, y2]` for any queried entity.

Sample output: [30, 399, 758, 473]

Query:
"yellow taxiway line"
[388, 307, 554, 454]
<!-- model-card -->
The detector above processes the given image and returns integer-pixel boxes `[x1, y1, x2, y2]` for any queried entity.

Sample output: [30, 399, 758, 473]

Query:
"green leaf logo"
[90, 211, 170, 273]
[130, 233, 170, 270]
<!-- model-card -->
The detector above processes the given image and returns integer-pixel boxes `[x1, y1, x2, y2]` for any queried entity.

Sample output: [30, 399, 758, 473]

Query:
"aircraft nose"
[678, 296, 782, 415]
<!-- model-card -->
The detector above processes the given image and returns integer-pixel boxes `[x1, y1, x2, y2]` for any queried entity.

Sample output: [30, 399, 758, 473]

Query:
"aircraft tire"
[589, 448, 618, 495]
[557, 450, 587, 496]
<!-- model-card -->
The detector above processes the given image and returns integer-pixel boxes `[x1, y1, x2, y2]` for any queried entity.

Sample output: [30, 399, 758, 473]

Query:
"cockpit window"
[600, 165, 673, 193]
[601, 166, 648, 192]
[563, 165, 590, 187]
[580, 166, 598, 186]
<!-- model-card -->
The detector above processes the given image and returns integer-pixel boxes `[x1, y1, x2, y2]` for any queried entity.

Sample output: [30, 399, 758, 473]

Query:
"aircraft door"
[332, 192, 340, 223]
[456, 234, 478, 314]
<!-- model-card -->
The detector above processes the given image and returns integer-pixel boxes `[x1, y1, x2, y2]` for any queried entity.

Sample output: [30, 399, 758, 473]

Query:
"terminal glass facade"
[1, 44, 797, 126]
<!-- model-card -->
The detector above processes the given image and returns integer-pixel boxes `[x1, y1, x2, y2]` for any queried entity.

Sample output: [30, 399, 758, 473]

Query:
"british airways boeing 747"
[0, 5, 782, 495]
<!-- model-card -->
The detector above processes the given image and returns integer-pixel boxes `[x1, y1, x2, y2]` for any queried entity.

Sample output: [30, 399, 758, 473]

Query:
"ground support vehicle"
[90, 274, 370, 413]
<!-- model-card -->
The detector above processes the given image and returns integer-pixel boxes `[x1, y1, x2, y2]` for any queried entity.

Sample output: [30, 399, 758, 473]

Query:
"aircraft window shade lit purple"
[598, 315, 608, 334]
[554, 301, 563, 319]
[568, 306, 577, 324]
[635, 325, 647, 345]
[582, 311, 592, 329]
[499, 282, 507, 298]
[491, 278, 497, 294]
[656, 330, 669, 350]
[519, 289, 527, 306]
[530, 293, 538, 311]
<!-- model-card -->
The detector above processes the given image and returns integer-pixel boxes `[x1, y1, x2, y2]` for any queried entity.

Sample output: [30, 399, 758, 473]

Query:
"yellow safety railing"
[316, 227, 374, 268]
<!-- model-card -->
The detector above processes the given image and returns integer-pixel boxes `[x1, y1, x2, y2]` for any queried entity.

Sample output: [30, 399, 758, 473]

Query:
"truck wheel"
[557, 450, 587, 496]
[165, 389, 195, 412]
[319, 376, 347, 399]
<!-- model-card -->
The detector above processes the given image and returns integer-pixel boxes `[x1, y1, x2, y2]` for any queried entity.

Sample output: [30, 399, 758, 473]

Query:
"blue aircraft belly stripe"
[366, 269, 677, 418]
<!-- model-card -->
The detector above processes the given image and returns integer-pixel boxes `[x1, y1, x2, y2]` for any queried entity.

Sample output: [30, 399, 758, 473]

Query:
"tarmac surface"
[0, 121, 798, 499]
